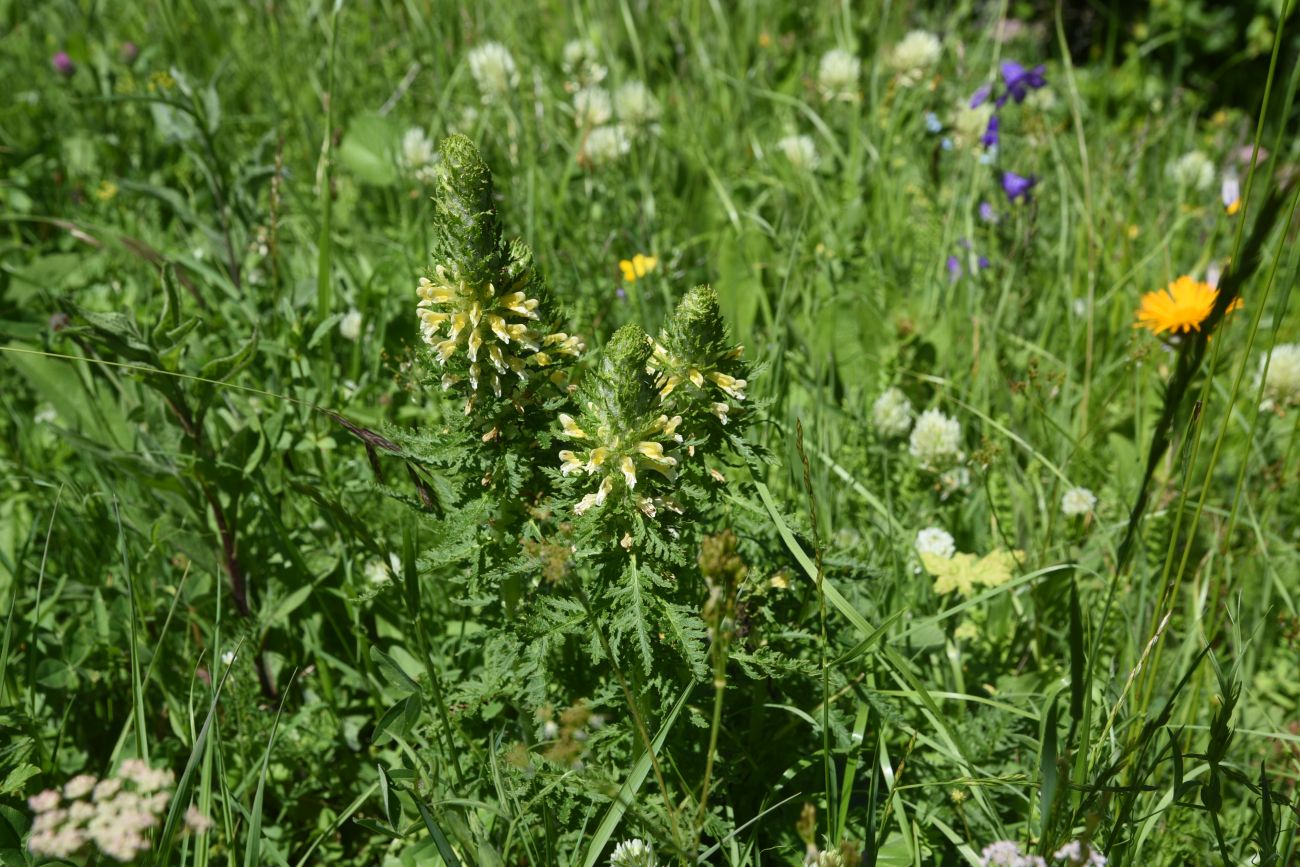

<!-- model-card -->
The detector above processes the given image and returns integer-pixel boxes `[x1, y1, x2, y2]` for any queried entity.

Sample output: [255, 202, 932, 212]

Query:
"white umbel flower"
[609, 838, 655, 867]
[613, 80, 660, 127]
[585, 124, 631, 166]
[889, 30, 942, 87]
[1060, 487, 1097, 517]
[908, 408, 962, 467]
[1259, 343, 1300, 410]
[467, 42, 519, 101]
[1167, 150, 1214, 192]
[776, 134, 819, 171]
[915, 527, 956, 559]
[872, 387, 914, 437]
[573, 86, 612, 128]
[817, 48, 861, 101]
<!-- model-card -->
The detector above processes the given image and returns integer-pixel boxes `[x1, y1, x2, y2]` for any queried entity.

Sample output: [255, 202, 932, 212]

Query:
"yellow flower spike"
[620, 455, 638, 489]
[559, 414, 588, 439]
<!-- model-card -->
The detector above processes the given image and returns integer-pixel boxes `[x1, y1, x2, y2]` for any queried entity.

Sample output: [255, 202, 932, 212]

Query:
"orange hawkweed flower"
[1134, 275, 1242, 335]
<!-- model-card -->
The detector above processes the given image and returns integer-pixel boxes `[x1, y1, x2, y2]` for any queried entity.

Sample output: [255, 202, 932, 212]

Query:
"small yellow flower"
[1126, 224, 1140, 240]
[757, 31, 773, 48]
[1226, 199, 1242, 216]
[95, 180, 119, 203]
[618, 253, 657, 282]
[1135, 275, 1242, 335]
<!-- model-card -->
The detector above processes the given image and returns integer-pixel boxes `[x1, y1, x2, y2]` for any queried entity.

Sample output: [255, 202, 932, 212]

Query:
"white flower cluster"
[562, 38, 607, 90]
[573, 86, 612, 128]
[401, 126, 438, 183]
[817, 48, 861, 102]
[609, 838, 656, 867]
[1167, 150, 1215, 192]
[872, 387, 914, 437]
[27, 760, 209, 861]
[908, 408, 963, 469]
[467, 41, 519, 102]
[915, 526, 956, 559]
[1053, 840, 1107, 866]
[1259, 343, 1300, 410]
[979, 840, 1107, 867]
[776, 134, 820, 171]
[579, 80, 659, 168]
[1060, 486, 1097, 517]
[889, 30, 942, 87]
[981, 840, 1045, 867]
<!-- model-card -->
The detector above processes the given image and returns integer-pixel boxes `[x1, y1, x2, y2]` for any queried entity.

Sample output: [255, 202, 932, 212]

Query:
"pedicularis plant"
[383, 134, 765, 848]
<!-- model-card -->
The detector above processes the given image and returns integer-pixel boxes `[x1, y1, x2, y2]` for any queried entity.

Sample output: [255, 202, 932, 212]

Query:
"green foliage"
[2, 2, 1299, 866]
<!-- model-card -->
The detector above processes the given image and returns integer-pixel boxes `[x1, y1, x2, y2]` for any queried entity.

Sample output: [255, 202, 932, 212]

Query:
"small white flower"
[585, 124, 631, 166]
[872, 387, 914, 437]
[1168, 150, 1215, 192]
[220, 651, 236, 667]
[817, 48, 861, 101]
[573, 86, 612, 128]
[1053, 840, 1107, 866]
[563, 39, 607, 87]
[908, 408, 963, 468]
[938, 466, 970, 500]
[915, 527, 955, 559]
[889, 30, 942, 87]
[1061, 486, 1097, 517]
[612, 80, 660, 127]
[401, 127, 435, 173]
[34, 403, 58, 424]
[1259, 343, 1300, 409]
[609, 837, 655, 867]
[467, 42, 519, 101]
[981, 840, 1046, 867]
[339, 309, 363, 341]
[776, 134, 819, 171]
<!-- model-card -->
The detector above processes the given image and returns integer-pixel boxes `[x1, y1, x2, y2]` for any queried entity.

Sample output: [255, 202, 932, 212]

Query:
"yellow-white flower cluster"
[417, 265, 583, 402]
[558, 410, 683, 517]
[650, 342, 746, 426]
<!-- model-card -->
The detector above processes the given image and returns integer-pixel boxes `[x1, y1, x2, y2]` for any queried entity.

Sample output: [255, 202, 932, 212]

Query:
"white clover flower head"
[609, 837, 655, 867]
[938, 465, 971, 500]
[909, 408, 963, 468]
[872, 387, 914, 437]
[401, 127, 435, 174]
[1168, 150, 1215, 192]
[1061, 486, 1097, 517]
[915, 527, 955, 559]
[339, 308, 363, 341]
[1259, 343, 1300, 410]
[563, 38, 607, 87]
[981, 840, 1046, 867]
[573, 86, 612, 128]
[467, 41, 519, 101]
[889, 30, 942, 86]
[776, 134, 820, 171]
[613, 80, 660, 128]
[585, 124, 632, 166]
[817, 48, 861, 101]
[953, 102, 995, 149]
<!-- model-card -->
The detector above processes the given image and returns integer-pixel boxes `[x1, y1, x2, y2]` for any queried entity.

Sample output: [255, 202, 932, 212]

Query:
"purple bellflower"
[996, 61, 1046, 107]
[1001, 170, 1037, 203]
